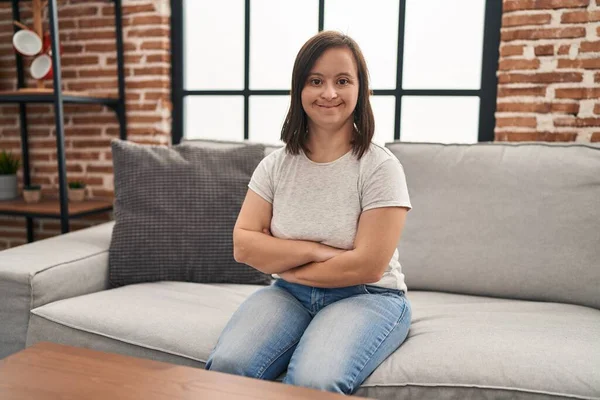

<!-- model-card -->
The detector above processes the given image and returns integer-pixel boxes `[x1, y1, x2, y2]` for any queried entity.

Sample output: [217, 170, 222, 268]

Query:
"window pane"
[184, 0, 244, 90]
[185, 96, 244, 141]
[250, 0, 318, 90]
[249, 96, 289, 145]
[402, 0, 485, 90]
[400, 96, 479, 143]
[370, 96, 396, 146]
[325, 0, 399, 90]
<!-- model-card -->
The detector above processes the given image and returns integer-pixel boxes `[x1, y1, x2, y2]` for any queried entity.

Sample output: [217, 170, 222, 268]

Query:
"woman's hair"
[280, 31, 375, 160]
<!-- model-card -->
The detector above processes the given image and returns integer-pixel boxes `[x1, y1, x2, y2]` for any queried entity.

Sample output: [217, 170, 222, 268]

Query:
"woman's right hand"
[263, 228, 344, 263]
[313, 244, 346, 263]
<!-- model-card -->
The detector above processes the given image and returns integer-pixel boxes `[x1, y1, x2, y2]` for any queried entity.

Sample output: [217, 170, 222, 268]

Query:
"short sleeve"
[361, 159, 412, 212]
[248, 154, 275, 204]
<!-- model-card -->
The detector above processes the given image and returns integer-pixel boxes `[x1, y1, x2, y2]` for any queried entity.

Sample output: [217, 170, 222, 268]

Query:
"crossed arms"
[233, 190, 408, 288]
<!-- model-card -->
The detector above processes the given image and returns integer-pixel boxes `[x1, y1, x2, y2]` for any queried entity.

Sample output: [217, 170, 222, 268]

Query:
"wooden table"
[0, 342, 371, 399]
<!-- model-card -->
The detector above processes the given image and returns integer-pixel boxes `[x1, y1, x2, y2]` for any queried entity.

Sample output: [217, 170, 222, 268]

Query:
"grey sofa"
[1, 141, 599, 400]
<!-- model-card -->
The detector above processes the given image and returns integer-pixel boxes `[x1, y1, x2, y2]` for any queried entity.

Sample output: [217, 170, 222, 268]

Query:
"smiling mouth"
[317, 104, 341, 109]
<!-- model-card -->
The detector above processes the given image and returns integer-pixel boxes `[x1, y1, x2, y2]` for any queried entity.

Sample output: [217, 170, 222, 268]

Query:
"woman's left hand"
[279, 269, 298, 283]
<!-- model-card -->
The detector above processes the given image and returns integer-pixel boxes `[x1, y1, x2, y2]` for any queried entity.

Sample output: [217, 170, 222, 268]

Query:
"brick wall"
[0, 0, 170, 249]
[497, 0, 600, 142]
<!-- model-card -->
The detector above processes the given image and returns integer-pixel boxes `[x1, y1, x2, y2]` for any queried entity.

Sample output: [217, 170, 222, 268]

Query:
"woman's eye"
[338, 78, 349, 85]
[310, 78, 321, 85]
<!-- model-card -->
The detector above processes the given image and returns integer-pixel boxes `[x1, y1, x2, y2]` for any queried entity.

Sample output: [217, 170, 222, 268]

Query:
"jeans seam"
[254, 339, 302, 379]
[361, 284, 370, 295]
[348, 297, 409, 393]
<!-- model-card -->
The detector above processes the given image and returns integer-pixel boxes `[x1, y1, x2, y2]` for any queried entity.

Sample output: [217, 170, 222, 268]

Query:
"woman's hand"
[263, 227, 344, 263]
[278, 246, 345, 285]
[261, 227, 345, 283]
[313, 244, 346, 263]
[278, 268, 298, 283]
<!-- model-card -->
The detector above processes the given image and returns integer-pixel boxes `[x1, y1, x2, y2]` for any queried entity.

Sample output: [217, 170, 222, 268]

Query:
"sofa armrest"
[0, 221, 114, 359]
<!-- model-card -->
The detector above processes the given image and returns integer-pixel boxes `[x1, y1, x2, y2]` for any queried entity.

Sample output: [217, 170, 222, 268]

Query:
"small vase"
[23, 189, 41, 203]
[0, 175, 18, 200]
[68, 188, 85, 202]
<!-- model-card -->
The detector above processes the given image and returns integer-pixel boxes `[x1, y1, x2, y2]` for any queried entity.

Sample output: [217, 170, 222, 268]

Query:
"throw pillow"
[108, 139, 271, 287]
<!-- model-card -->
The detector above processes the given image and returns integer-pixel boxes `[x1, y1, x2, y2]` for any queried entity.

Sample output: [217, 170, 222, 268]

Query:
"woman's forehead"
[309, 48, 357, 76]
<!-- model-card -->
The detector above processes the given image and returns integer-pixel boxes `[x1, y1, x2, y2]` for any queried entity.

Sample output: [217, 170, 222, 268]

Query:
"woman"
[205, 30, 412, 395]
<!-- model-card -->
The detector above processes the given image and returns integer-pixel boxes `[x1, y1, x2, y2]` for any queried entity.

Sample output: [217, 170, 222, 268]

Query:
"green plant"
[24, 184, 41, 191]
[68, 181, 86, 189]
[0, 150, 21, 175]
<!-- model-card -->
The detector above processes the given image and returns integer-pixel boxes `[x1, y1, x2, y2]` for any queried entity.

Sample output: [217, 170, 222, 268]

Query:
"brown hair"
[280, 31, 375, 160]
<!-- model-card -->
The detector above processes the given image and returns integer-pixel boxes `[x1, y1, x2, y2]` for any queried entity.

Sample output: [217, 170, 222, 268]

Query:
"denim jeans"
[205, 278, 412, 395]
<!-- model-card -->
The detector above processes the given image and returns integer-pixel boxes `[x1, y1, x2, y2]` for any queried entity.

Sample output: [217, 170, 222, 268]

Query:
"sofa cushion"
[109, 139, 271, 287]
[27, 282, 261, 367]
[386, 142, 600, 310]
[26, 284, 600, 399]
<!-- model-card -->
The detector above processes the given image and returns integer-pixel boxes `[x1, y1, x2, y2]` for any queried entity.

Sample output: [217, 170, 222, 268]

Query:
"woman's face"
[301, 47, 359, 131]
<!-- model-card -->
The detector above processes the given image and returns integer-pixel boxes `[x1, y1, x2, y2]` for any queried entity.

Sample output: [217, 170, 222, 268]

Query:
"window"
[171, 0, 501, 145]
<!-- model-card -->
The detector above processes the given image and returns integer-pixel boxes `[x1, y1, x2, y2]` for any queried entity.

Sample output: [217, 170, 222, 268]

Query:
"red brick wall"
[0, 0, 171, 249]
[497, 0, 600, 142]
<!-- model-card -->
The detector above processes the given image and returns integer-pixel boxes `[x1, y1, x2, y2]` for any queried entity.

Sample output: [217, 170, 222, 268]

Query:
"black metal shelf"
[0, 90, 119, 108]
[0, 198, 113, 219]
[1, 0, 126, 243]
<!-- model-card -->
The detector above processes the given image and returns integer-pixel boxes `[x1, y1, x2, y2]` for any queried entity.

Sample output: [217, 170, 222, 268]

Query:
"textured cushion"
[387, 142, 600, 310]
[109, 139, 271, 287]
[27, 285, 600, 399]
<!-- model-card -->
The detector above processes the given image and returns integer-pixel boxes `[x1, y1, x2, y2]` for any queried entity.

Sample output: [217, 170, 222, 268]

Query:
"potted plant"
[0, 150, 21, 200]
[23, 184, 42, 204]
[67, 181, 86, 202]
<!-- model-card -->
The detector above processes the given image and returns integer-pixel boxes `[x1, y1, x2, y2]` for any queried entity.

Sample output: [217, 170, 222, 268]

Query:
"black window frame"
[170, 0, 502, 145]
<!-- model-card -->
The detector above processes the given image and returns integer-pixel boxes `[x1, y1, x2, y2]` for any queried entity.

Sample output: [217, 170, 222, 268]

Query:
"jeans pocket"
[362, 284, 405, 297]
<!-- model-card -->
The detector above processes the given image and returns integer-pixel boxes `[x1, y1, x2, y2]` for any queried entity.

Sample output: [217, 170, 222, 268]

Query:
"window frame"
[170, 0, 502, 145]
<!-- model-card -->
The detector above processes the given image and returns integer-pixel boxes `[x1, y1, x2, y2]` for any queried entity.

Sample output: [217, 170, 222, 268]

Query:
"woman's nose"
[320, 84, 338, 100]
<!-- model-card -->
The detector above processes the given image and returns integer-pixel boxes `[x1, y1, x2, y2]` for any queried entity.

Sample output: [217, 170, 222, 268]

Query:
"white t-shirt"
[248, 142, 412, 291]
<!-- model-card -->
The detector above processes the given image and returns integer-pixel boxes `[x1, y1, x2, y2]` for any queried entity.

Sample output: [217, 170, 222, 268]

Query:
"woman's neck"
[305, 120, 354, 163]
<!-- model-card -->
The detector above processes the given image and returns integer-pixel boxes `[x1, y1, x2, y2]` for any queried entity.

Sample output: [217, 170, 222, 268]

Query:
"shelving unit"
[0, 0, 127, 243]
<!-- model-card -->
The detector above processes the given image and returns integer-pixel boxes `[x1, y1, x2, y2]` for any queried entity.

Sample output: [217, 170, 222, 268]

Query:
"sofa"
[1, 141, 599, 400]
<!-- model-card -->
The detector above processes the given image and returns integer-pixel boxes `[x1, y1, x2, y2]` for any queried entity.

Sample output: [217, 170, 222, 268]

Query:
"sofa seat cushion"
[27, 284, 600, 400]
[27, 282, 260, 367]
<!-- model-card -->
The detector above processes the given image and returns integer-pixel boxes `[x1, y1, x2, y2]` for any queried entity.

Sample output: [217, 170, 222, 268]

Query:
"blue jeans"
[205, 278, 412, 395]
